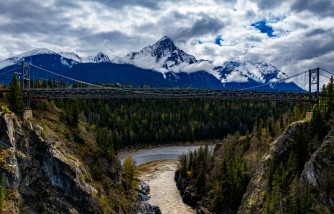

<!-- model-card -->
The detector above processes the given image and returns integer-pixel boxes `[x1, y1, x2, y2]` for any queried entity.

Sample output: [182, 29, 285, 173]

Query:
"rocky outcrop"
[174, 168, 203, 209]
[300, 131, 334, 212]
[136, 181, 161, 214]
[238, 121, 310, 213]
[0, 113, 100, 213]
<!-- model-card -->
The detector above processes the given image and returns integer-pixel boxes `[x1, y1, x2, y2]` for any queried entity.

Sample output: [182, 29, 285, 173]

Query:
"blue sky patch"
[197, 35, 223, 46]
[215, 35, 223, 46]
[251, 20, 275, 38]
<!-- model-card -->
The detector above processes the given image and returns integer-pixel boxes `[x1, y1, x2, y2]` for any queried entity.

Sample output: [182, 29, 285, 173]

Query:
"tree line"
[55, 98, 299, 154]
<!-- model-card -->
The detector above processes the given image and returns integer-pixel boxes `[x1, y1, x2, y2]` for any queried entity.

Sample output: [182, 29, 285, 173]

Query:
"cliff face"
[238, 120, 334, 213]
[238, 121, 310, 213]
[300, 131, 334, 212]
[175, 119, 334, 213]
[0, 113, 100, 213]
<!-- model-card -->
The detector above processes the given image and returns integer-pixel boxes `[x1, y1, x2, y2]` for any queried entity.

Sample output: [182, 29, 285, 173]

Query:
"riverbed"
[136, 160, 195, 214]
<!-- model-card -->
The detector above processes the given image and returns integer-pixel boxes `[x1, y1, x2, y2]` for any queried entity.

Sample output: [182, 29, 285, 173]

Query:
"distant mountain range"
[0, 36, 301, 90]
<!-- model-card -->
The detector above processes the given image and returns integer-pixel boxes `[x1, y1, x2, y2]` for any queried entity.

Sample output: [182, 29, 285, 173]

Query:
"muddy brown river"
[136, 160, 195, 214]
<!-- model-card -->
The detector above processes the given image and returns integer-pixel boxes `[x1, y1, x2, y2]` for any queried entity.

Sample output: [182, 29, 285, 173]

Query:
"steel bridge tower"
[21, 62, 33, 119]
[21, 62, 31, 108]
[309, 68, 320, 101]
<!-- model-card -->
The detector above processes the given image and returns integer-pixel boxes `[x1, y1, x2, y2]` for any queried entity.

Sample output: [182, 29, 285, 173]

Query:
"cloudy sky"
[0, 0, 334, 77]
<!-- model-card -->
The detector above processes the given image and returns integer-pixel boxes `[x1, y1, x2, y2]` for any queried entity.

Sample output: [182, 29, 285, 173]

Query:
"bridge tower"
[309, 68, 320, 101]
[21, 62, 33, 119]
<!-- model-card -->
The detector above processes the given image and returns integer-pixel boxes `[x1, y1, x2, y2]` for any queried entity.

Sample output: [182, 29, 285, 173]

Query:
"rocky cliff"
[0, 106, 165, 214]
[238, 120, 334, 213]
[0, 113, 102, 213]
[176, 119, 334, 213]
[237, 121, 310, 213]
[300, 131, 334, 213]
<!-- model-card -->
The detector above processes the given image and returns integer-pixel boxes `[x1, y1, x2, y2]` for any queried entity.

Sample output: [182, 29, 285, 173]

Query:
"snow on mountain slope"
[81, 52, 111, 63]
[82, 56, 94, 63]
[0, 48, 82, 69]
[10, 48, 57, 60]
[59, 52, 82, 62]
[93, 52, 111, 63]
[112, 36, 197, 72]
[0, 48, 57, 69]
[0, 49, 113, 70]
[215, 61, 288, 84]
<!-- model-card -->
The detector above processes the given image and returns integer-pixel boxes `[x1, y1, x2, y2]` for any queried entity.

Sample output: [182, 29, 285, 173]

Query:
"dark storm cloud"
[271, 29, 334, 62]
[84, 0, 164, 9]
[169, 15, 225, 42]
[252, 0, 285, 9]
[0, 0, 136, 49]
[291, 0, 334, 16]
[305, 28, 329, 37]
[0, 0, 74, 36]
[0, 1, 58, 20]
[82, 31, 140, 46]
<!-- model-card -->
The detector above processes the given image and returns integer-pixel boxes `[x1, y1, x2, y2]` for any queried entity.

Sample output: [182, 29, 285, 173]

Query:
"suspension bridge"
[0, 62, 333, 106]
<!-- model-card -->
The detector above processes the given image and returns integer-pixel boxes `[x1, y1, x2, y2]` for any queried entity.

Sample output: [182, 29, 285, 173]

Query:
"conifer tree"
[0, 174, 5, 208]
[8, 75, 24, 116]
[122, 156, 136, 196]
[71, 100, 79, 127]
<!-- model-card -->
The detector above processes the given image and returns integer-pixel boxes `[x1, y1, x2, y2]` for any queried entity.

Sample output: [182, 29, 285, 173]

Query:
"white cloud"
[170, 61, 220, 79]
[222, 70, 249, 83]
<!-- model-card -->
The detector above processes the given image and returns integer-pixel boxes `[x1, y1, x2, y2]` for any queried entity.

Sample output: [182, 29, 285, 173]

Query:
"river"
[118, 145, 215, 165]
[118, 145, 215, 214]
[136, 160, 195, 214]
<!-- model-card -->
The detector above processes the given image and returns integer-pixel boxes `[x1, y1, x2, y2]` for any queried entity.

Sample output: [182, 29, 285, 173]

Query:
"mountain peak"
[113, 36, 197, 71]
[93, 52, 111, 63]
[150, 36, 176, 53]
[156, 35, 173, 44]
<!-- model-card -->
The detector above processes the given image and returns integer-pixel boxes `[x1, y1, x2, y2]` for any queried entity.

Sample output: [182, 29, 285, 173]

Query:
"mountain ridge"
[0, 36, 302, 91]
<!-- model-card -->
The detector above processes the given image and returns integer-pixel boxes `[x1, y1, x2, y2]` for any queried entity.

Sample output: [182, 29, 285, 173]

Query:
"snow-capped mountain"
[112, 37, 290, 88]
[0, 49, 113, 69]
[0, 37, 302, 91]
[93, 52, 111, 63]
[215, 61, 288, 84]
[113, 36, 197, 71]
[0, 48, 80, 70]
[81, 52, 111, 63]
[59, 52, 82, 62]
[0, 48, 57, 69]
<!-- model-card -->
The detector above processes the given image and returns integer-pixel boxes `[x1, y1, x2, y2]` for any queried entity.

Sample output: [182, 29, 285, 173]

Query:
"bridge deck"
[16, 88, 314, 101]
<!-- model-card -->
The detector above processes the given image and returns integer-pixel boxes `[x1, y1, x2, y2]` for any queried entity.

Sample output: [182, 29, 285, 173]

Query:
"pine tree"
[0, 174, 5, 208]
[326, 76, 334, 114]
[71, 100, 79, 127]
[122, 156, 136, 196]
[8, 75, 24, 116]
